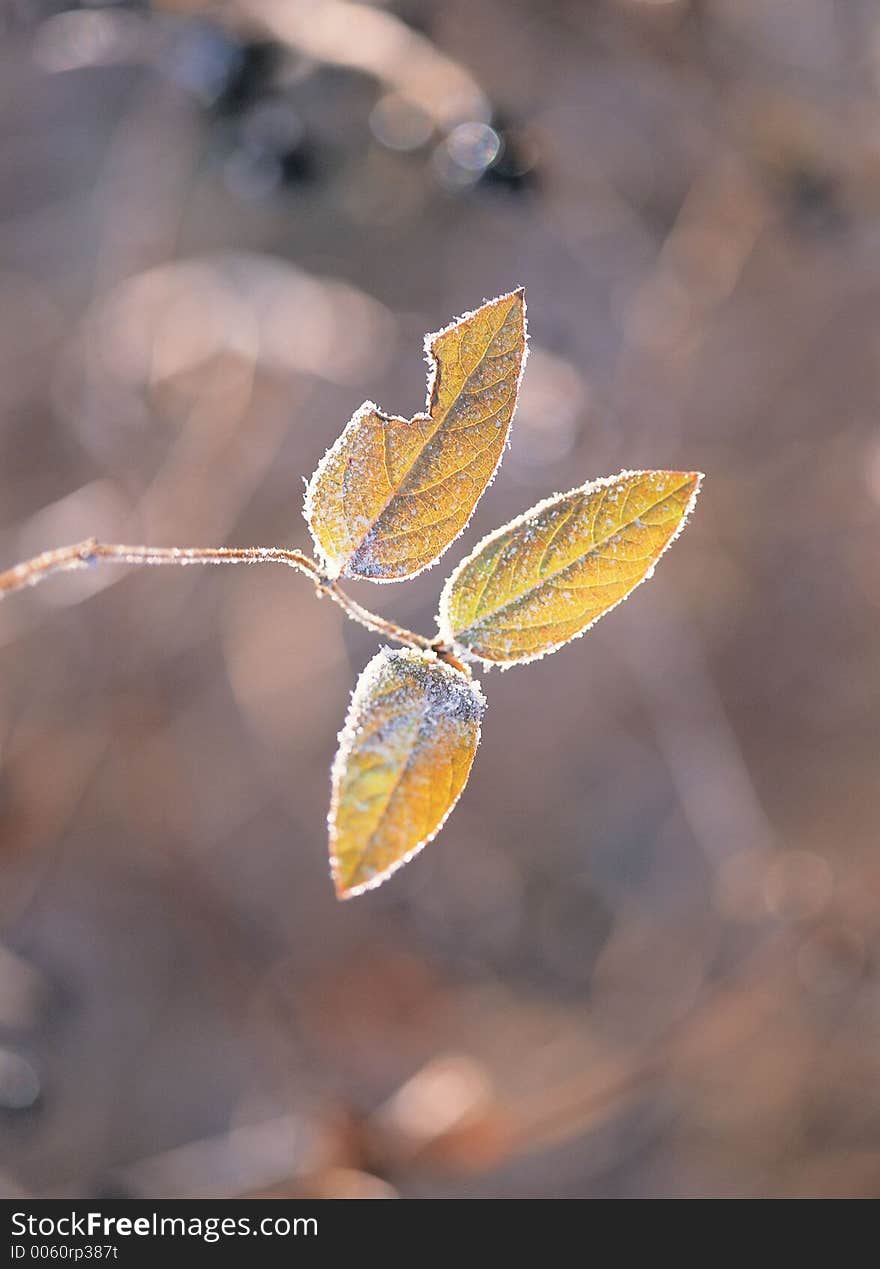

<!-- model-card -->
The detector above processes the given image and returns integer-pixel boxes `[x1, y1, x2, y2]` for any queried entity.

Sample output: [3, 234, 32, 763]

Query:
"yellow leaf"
[438, 470, 702, 667]
[304, 289, 527, 582]
[330, 648, 485, 898]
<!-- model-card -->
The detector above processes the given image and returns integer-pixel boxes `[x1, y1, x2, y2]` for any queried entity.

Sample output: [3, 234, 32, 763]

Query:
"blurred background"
[1, 0, 879, 1200]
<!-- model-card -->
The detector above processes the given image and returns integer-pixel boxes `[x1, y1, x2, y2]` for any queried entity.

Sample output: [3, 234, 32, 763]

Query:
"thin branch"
[319, 579, 434, 650]
[0, 538, 434, 652]
[318, 585, 433, 651]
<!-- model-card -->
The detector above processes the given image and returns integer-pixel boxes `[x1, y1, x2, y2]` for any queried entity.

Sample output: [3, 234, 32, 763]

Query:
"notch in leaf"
[438, 469, 703, 668]
[330, 648, 486, 899]
[304, 289, 527, 583]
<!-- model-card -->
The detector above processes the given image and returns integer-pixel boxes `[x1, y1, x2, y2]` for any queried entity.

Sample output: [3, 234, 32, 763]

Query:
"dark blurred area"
[1, 0, 879, 1200]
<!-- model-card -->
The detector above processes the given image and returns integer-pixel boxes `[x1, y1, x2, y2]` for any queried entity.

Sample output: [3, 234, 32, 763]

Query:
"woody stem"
[0, 539, 436, 653]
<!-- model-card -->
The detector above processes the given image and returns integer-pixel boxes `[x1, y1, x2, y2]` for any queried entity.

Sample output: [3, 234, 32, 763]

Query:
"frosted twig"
[0, 538, 434, 652]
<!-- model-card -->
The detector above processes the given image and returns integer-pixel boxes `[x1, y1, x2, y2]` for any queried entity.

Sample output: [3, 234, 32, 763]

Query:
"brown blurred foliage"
[1, 0, 879, 1199]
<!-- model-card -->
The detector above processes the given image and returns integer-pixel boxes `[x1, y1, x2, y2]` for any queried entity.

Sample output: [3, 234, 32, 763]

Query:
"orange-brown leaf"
[438, 470, 702, 667]
[304, 290, 527, 582]
[330, 648, 485, 898]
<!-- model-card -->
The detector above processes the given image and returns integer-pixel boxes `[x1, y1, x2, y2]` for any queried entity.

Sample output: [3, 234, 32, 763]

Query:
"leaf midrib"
[351, 693, 455, 879]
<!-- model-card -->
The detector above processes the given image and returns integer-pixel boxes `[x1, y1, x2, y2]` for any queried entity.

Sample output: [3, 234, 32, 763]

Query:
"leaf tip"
[498, 284, 526, 322]
[330, 829, 390, 901]
[332, 871, 360, 902]
[679, 469, 704, 512]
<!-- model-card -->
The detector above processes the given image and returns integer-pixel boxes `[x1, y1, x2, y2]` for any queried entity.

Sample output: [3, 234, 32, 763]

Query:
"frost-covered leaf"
[330, 648, 485, 898]
[438, 470, 702, 667]
[305, 289, 527, 582]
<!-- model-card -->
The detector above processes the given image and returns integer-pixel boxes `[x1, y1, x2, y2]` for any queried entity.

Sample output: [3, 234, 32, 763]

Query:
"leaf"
[329, 648, 486, 899]
[304, 289, 527, 582]
[438, 469, 702, 667]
